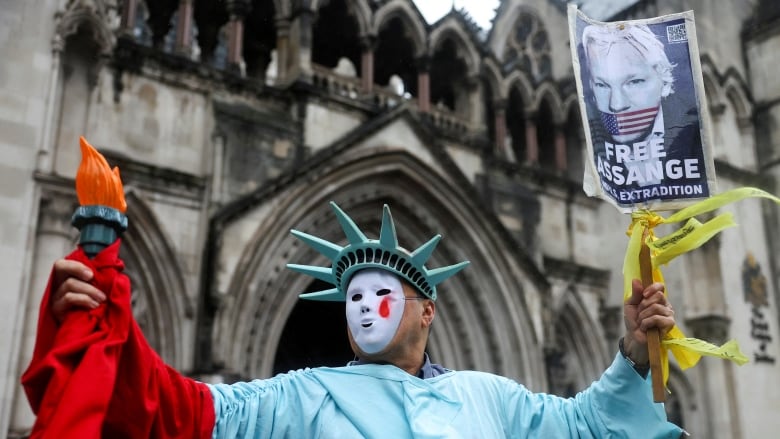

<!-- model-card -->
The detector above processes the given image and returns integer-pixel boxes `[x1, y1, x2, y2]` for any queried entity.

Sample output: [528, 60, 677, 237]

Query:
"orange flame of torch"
[75, 136, 127, 213]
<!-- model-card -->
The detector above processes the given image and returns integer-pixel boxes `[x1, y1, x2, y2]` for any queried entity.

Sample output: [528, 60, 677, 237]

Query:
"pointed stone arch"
[482, 56, 504, 103]
[503, 71, 533, 163]
[722, 74, 753, 122]
[701, 60, 756, 166]
[534, 85, 559, 169]
[664, 365, 699, 432]
[533, 82, 565, 125]
[373, 0, 427, 57]
[722, 72, 756, 167]
[490, 5, 551, 80]
[563, 95, 586, 180]
[481, 57, 504, 156]
[310, 0, 367, 73]
[429, 19, 481, 77]
[311, 0, 372, 36]
[503, 70, 534, 110]
[212, 149, 547, 386]
[700, 61, 724, 110]
[548, 287, 611, 393]
[562, 94, 579, 116]
[52, 3, 116, 176]
[121, 191, 191, 369]
[489, 4, 543, 58]
[427, 18, 482, 117]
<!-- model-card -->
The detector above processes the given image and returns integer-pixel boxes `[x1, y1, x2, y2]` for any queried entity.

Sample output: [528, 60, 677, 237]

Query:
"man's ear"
[421, 300, 435, 328]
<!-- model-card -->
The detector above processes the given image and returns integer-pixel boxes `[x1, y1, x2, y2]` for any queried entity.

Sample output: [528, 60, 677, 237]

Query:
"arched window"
[375, 16, 419, 97]
[193, 0, 228, 67]
[430, 37, 470, 114]
[566, 106, 585, 181]
[243, 0, 278, 80]
[312, 0, 362, 76]
[537, 99, 556, 169]
[506, 87, 527, 163]
[502, 12, 551, 80]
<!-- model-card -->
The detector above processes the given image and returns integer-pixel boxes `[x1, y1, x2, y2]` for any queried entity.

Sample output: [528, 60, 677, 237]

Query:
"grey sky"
[413, 0, 638, 29]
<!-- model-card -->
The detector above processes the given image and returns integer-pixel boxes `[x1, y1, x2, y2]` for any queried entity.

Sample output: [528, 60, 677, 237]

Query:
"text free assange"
[595, 139, 702, 186]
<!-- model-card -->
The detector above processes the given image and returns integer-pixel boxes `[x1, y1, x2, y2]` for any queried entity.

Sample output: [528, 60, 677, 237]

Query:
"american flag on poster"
[599, 106, 659, 136]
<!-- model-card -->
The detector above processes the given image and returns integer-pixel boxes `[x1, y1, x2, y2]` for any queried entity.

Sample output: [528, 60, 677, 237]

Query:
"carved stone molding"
[544, 346, 576, 397]
[599, 303, 622, 343]
[38, 192, 79, 240]
[543, 257, 610, 291]
[686, 314, 731, 345]
[56, 0, 117, 57]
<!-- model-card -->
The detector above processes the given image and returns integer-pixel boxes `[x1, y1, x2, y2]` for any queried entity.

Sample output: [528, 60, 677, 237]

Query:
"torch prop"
[23, 136, 216, 438]
[21, 137, 133, 437]
[71, 137, 128, 257]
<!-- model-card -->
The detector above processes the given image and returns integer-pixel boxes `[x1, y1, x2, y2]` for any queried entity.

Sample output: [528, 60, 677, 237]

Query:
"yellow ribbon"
[622, 187, 779, 384]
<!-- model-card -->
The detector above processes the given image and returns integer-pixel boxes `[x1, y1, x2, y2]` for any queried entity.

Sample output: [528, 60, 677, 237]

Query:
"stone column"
[36, 35, 64, 174]
[210, 133, 226, 204]
[275, 17, 290, 82]
[682, 239, 728, 321]
[288, 7, 315, 78]
[599, 303, 623, 349]
[120, 0, 138, 36]
[493, 99, 508, 160]
[226, 0, 251, 74]
[465, 74, 481, 127]
[686, 316, 742, 439]
[554, 125, 567, 171]
[417, 56, 430, 113]
[360, 36, 376, 94]
[9, 193, 79, 433]
[174, 0, 194, 55]
[525, 112, 538, 164]
[679, 228, 741, 437]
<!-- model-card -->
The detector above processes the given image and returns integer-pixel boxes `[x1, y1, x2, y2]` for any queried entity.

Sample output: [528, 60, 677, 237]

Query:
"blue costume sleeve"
[501, 352, 683, 438]
[207, 369, 328, 438]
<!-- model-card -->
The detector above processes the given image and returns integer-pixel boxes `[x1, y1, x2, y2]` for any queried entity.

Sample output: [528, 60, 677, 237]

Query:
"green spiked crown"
[286, 202, 469, 301]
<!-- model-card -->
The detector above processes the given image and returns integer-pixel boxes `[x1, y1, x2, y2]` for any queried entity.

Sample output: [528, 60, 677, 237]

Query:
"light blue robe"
[208, 353, 682, 438]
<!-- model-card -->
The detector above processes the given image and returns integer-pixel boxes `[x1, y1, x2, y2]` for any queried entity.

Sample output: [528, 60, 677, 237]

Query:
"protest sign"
[568, 6, 742, 403]
[569, 8, 716, 213]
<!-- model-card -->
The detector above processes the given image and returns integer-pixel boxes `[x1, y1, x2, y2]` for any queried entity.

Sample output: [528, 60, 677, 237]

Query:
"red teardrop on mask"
[379, 297, 390, 318]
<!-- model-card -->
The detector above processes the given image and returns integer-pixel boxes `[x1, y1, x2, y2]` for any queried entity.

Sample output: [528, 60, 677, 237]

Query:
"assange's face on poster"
[588, 41, 670, 143]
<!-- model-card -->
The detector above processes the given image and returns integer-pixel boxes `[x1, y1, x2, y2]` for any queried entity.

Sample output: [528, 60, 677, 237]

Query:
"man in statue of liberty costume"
[44, 202, 682, 438]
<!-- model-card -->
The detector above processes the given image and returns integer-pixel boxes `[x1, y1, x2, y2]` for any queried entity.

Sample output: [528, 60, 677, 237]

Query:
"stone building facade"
[1, 0, 778, 437]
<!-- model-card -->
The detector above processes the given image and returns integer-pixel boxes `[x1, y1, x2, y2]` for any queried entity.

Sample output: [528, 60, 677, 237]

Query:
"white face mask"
[345, 269, 406, 354]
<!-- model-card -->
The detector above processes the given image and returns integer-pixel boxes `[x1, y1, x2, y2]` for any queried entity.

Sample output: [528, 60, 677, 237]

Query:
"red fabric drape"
[21, 240, 215, 438]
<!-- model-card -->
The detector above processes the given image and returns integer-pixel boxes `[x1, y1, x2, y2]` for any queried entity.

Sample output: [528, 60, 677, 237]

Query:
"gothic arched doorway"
[272, 280, 354, 374]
